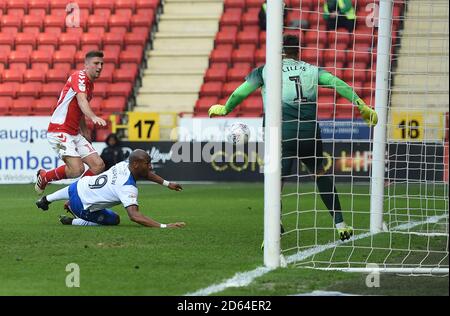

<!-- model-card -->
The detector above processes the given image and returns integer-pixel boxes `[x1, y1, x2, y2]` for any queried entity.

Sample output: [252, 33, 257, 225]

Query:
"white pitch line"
[185, 214, 448, 296]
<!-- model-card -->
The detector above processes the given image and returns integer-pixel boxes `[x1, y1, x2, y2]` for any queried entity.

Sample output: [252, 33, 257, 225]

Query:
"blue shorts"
[68, 181, 120, 225]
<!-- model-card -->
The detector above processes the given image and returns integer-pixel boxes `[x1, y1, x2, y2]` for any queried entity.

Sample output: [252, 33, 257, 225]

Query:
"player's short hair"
[85, 50, 104, 60]
[283, 35, 299, 56]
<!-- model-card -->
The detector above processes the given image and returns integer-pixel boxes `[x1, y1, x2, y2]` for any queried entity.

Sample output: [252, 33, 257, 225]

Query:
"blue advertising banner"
[319, 119, 372, 140]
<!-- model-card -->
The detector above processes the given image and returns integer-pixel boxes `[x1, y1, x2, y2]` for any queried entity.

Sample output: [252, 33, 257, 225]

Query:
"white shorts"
[47, 132, 97, 159]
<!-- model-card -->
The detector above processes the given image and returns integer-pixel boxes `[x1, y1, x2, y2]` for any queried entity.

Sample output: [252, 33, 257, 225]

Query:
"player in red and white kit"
[35, 51, 107, 194]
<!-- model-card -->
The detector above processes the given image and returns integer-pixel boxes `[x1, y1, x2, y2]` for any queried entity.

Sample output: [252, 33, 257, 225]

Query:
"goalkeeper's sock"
[47, 186, 70, 202]
[45, 165, 67, 182]
[316, 175, 344, 224]
[72, 218, 100, 226]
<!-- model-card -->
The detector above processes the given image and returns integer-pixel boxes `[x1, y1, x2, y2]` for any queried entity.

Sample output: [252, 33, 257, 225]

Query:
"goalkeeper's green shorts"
[281, 125, 324, 178]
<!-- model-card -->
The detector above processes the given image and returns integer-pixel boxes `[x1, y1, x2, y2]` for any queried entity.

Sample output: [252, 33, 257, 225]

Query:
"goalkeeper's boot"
[336, 222, 353, 241]
[64, 201, 78, 218]
[35, 169, 48, 195]
[36, 196, 50, 211]
[59, 215, 74, 225]
[261, 222, 285, 250]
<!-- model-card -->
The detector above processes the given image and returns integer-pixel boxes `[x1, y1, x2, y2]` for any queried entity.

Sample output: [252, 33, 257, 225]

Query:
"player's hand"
[355, 98, 378, 127]
[168, 222, 186, 228]
[91, 116, 107, 126]
[168, 182, 183, 191]
[208, 104, 227, 118]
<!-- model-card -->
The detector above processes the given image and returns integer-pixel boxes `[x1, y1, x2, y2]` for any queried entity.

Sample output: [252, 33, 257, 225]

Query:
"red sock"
[82, 169, 95, 177]
[45, 165, 67, 182]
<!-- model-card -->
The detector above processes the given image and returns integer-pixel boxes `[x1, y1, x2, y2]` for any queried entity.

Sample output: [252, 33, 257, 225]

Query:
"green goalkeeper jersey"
[224, 58, 361, 140]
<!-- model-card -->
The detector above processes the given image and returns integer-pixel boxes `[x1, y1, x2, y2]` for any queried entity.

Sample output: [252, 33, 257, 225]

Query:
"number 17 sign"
[128, 112, 160, 141]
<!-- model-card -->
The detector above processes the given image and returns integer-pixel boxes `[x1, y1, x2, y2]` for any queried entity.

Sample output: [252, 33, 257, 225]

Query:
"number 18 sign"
[128, 112, 160, 141]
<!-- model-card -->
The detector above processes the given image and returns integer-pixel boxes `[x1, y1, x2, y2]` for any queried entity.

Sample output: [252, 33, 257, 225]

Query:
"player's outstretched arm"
[125, 205, 186, 228]
[76, 93, 107, 126]
[318, 70, 378, 126]
[208, 81, 259, 117]
[146, 169, 183, 191]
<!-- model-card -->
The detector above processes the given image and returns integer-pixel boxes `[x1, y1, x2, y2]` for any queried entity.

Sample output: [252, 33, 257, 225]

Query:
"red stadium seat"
[255, 46, 266, 64]
[220, 9, 242, 27]
[46, 68, 68, 82]
[81, 33, 103, 47]
[237, 29, 259, 46]
[103, 32, 124, 47]
[346, 51, 371, 67]
[34, 97, 56, 115]
[0, 97, 13, 115]
[31, 50, 53, 65]
[116, 0, 136, 12]
[11, 98, 34, 115]
[102, 97, 127, 113]
[93, 0, 113, 10]
[324, 50, 347, 64]
[136, 0, 159, 10]
[59, 33, 80, 49]
[1, 14, 22, 29]
[130, 12, 154, 28]
[88, 15, 108, 29]
[2, 69, 23, 83]
[342, 69, 367, 83]
[205, 65, 228, 82]
[112, 68, 135, 83]
[89, 97, 103, 113]
[8, 50, 30, 66]
[124, 32, 147, 47]
[24, 69, 46, 82]
[17, 82, 42, 98]
[227, 64, 252, 82]
[92, 82, 108, 98]
[109, 14, 130, 29]
[53, 50, 75, 66]
[304, 30, 327, 48]
[106, 83, 133, 98]
[246, 0, 264, 8]
[242, 8, 259, 26]
[215, 29, 237, 46]
[44, 15, 65, 29]
[327, 30, 351, 50]
[231, 47, 255, 64]
[119, 49, 142, 64]
[240, 96, 263, 115]
[199, 82, 223, 97]
[22, 15, 44, 30]
[0, 33, 14, 46]
[224, 0, 245, 9]
[29, 0, 49, 13]
[195, 97, 218, 113]
[299, 48, 323, 65]
[31, 62, 50, 72]
[0, 82, 20, 98]
[40, 82, 64, 97]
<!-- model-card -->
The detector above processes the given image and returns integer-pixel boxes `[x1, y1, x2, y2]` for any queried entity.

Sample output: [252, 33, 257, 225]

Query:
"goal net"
[267, 0, 449, 273]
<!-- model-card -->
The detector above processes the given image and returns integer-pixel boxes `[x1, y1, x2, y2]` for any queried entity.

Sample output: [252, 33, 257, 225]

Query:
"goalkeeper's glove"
[355, 98, 378, 127]
[208, 104, 228, 118]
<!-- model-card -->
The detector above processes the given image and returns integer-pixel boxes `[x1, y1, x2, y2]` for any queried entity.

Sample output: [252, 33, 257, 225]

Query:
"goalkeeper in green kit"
[208, 35, 378, 241]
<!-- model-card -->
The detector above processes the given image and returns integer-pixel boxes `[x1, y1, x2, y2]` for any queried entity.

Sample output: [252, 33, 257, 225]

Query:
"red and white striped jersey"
[48, 70, 94, 135]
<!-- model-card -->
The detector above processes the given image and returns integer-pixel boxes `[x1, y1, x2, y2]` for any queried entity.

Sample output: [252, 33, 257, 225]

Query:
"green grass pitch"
[0, 183, 447, 296]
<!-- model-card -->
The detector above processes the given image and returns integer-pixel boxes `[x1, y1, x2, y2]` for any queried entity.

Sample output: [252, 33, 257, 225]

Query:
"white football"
[226, 122, 250, 145]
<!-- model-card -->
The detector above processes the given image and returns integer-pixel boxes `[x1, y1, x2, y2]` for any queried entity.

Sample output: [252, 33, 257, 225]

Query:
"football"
[226, 122, 250, 145]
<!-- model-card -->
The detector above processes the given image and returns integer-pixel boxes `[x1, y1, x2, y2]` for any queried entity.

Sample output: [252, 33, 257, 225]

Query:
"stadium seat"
[24, 69, 46, 82]
[44, 15, 65, 29]
[8, 50, 30, 67]
[34, 97, 56, 115]
[0, 82, 20, 98]
[88, 14, 108, 29]
[116, 0, 135, 12]
[240, 96, 263, 115]
[324, 50, 347, 65]
[1, 14, 22, 29]
[92, 82, 108, 98]
[304, 30, 327, 48]
[40, 82, 64, 97]
[2, 68, 22, 83]
[342, 69, 367, 83]
[223, 81, 241, 97]
[53, 50, 75, 67]
[327, 30, 351, 50]
[237, 29, 259, 46]
[109, 14, 130, 29]
[22, 15, 44, 31]
[16, 82, 41, 98]
[299, 48, 323, 65]
[130, 12, 154, 28]
[111, 68, 133, 83]
[227, 64, 252, 82]
[59, 33, 81, 50]
[124, 32, 147, 47]
[242, 8, 259, 27]
[103, 32, 124, 47]
[223, 0, 245, 9]
[220, 9, 242, 27]
[215, 29, 237, 46]
[102, 97, 127, 113]
[46, 68, 68, 82]
[195, 97, 218, 113]
[0, 33, 14, 47]
[119, 49, 142, 64]
[210, 45, 233, 64]
[82, 33, 103, 47]
[106, 83, 132, 98]
[199, 82, 223, 98]
[89, 97, 103, 113]
[205, 65, 228, 82]
[11, 98, 34, 115]
[231, 47, 255, 64]
[0, 96, 13, 115]
[97, 67, 113, 83]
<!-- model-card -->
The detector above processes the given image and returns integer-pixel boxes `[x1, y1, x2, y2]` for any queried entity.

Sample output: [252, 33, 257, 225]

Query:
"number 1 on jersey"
[289, 76, 308, 102]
